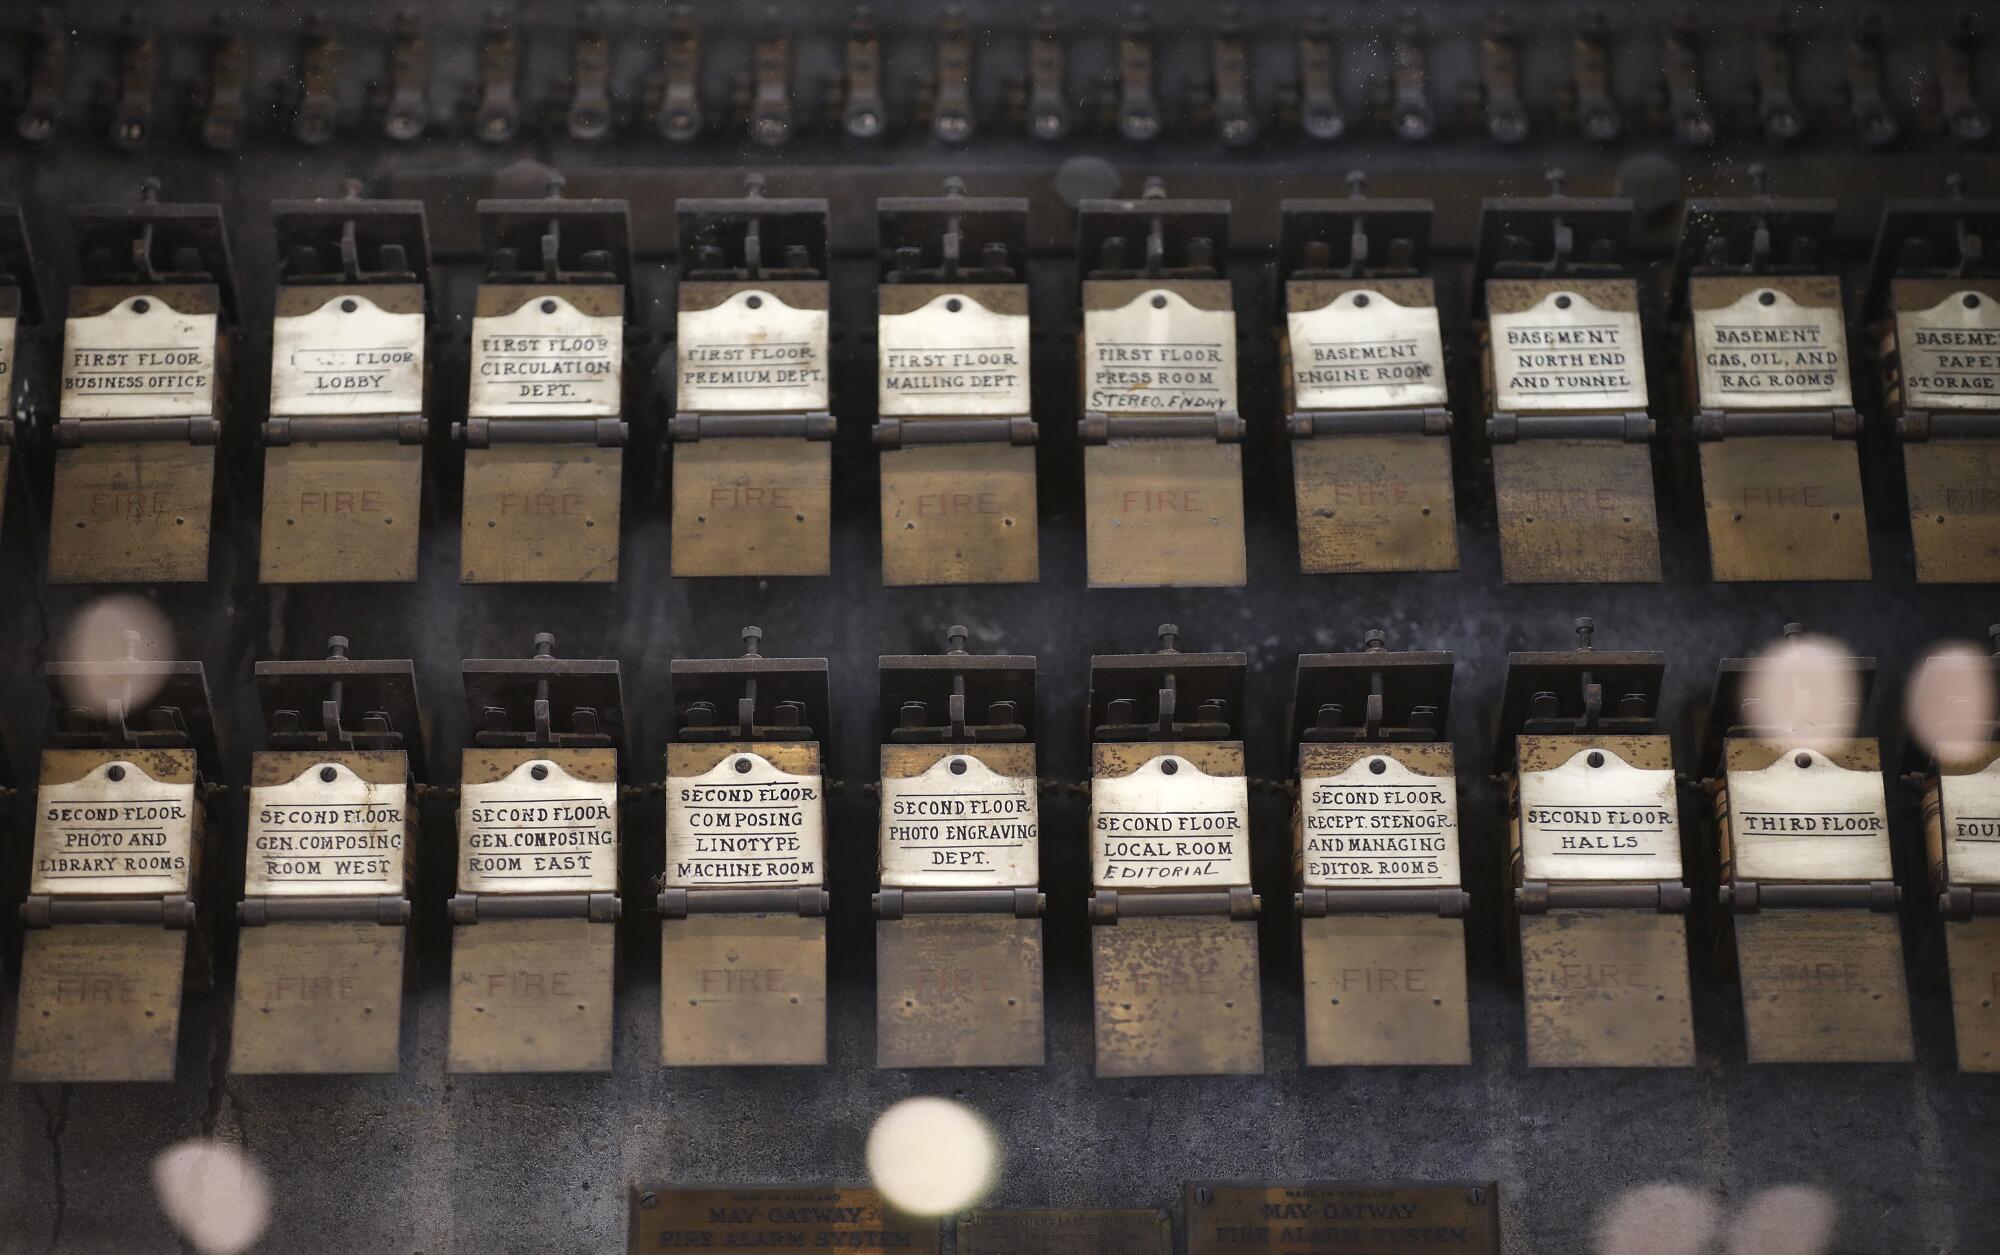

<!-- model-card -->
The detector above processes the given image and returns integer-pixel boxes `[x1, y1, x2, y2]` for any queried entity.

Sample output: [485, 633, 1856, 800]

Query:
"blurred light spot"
[1907, 642, 1996, 766]
[865, 1097, 996, 1216]
[152, 1139, 270, 1255]
[1593, 1183, 1720, 1255]
[1726, 1185, 1836, 1255]
[1743, 632, 1861, 746]
[59, 595, 175, 714]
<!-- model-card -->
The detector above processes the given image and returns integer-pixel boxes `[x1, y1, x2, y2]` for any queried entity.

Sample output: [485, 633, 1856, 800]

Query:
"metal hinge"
[1090, 886, 1259, 923]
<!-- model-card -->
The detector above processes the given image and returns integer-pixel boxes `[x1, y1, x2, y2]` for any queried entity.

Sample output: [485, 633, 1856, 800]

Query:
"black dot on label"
[1968, 294, 1983, 310]
[746, 294, 763, 310]
[1795, 752, 1812, 769]
[950, 758, 968, 775]
[1554, 295, 1572, 310]
[540, 299, 557, 314]
[531, 763, 549, 781]
[320, 766, 338, 783]
[1588, 751, 1605, 768]
[1352, 293, 1371, 308]
[107, 765, 126, 782]
[1759, 290, 1777, 306]
[1161, 759, 1179, 776]
[1151, 294, 1167, 309]
[1369, 758, 1387, 775]
[341, 298, 358, 314]
[735, 757, 753, 774]
[132, 298, 151, 314]
[946, 298, 963, 313]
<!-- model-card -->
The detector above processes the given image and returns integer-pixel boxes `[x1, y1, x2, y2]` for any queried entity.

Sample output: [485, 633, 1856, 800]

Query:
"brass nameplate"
[1517, 738, 1681, 882]
[1734, 910, 1913, 1063]
[881, 744, 1037, 889]
[1894, 281, 2000, 412]
[33, 750, 198, 897]
[664, 745, 825, 889]
[62, 289, 219, 419]
[1297, 744, 1459, 889]
[1093, 915, 1262, 1076]
[1185, 1181, 1500, 1254]
[1698, 437, 1868, 582]
[1946, 918, 2000, 1073]
[460, 443, 622, 583]
[13, 924, 188, 1083]
[448, 915, 615, 1072]
[660, 913, 828, 1066]
[458, 750, 618, 895]
[1692, 277, 1852, 411]
[627, 1186, 939, 1255]
[1302, 914, 1470, 1067]
[1724, 740, 1891, 882]
[880, 444, 1039, 587]
[1905, 441, 2000, 582]
[49, 441, 217, 583]
[230, 920, 404, 1075]
[260, 441, 423, 583]
[678, 281, 830, 413]
[1083, 280, 1238, 415]
[1092, 745, 1249, 889]
[879, 285, 1030, 417]
[469, 286, 621, 417]
[0, 302, 16, 420]
[1520, 911, 1694, 1068]
[1490, 440, 1660, 584]
[960, 1208, 1170, 1255]
[1487, 279, 1646, 414]
[270, 286, 424, 416]
[1293, 434, 1458, 575]
[247, 751, 408, 896]
[670, 437, 831, 578]
[1287, 281, 1446, 412]
[877, 914, 1044, 1068]
[1084, 442, 1246, 588]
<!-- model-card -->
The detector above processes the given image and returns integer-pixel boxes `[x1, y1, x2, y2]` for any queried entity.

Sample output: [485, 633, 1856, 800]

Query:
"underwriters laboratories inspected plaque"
[1185, 1181, 1501, 1254]
[627, 1186, 940, 1255]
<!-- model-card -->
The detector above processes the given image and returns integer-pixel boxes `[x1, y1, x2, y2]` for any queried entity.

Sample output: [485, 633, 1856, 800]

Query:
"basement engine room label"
[1300, 754, 1460, 888]
[1489, 285, 1647, 413]
[1897, 289, 2000, 411]
[1289, 289, 1447, 412]
[1084, 287, 1238, 415]
[246, 761, 406, 896]
[1092, 755, 1250, 888]
[469, 292, 622, 417]
[1693, 282, 1853, 410]
[270, 292, 425, 417]
[878, 291, 1031, 417]
[1518, 747, 1682, 881]
[32, 759, 196, 897]
[880, 753, 1039, 888]
[665, 751, 825, 888]
[1728, 745, 1892, 882]
[62, 295, 218, 419]
[458, 758, 618, 893]
[1940, 755, 2000, 886]
[677, 289, 830, 413]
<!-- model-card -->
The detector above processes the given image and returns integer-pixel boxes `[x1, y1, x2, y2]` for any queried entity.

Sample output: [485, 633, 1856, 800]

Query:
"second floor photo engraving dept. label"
[1092, 753, 1250, 889]
[1083, 283, 1239, 416]
[32, 755, 197, 897]
[1288, 285, 1447, 412]
[1487, 280, 1647, 414]
[246, 760, 406, 896]
[1728, 743, 1891, 882]
[1693, 279, 1853, 411]
[62, 294, 218, 419]
[664, 750, 825, 888]
[1897, 286, 2000, 412]
[677, 286, 830, 413]
[458, 757, 618, 894]
[270, 289, 425, 417]
[878, 287, 1031, 417]
[468, 289, 622, 418]
[880, 750, 1039, 888]
[1519, 746, 1682, 881]
[1299, 751, 1460, 889]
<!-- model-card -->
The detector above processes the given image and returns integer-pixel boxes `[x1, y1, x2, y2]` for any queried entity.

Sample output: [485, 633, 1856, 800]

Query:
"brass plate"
[1733, 911, 1913, 1063]
[1293, 434, 1458, 574]
[48, 442, 215, 583]
[460, 444, 621, 583]
[880, 443, 1039, 586]
[1490, 440, 1659, 584]
[628, 1186, 939, 1255]
[1302, 914, 1470, 1067]
[447, 917, 615, 1073]
[876, 915, 1044, 1068]
[1905, 440, 2000, 583]
[1699, 438, 1870, 581]
[661, 914, 827, 1066]
[1520, 911, 1694, 1068]
[961, 1208, 1171, 1254]
[1092, 915, 1262, 1077]
[671, 438, 832, 578]
[1084, 442, 1246, 588]
[1185, 1181, 1500, 1254]
[259, 442, 423, 583]
[13, 925, 187, 1083]
[1946, 918, 2000, 1073]
[229, 921, 405, 1074]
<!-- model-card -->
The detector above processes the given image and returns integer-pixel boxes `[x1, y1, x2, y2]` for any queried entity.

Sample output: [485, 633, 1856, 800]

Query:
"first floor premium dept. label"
[32, 759, 196, 896]
[468, 292, 622, 417]
[1488, 283, 1647, 413]
[665, 751, 825, 888]
[1728, 744, 1892, 882]
[458, 758, 617, 893]
[1288, 288, 1447, 411]
[1092, 754, 1250, 888]
[1519, 747, 1682, 881]
[880, 753, 1039, 888]
[246, 762, 405, 896]
[1693, 280, 1853, 410]
[1941, 753, 2000, 885]
[628, 1186, 939, 1255]
[878, 290, 1031, 417]
[270, 290, 425, 417]
[1083, 286, 1239, 414]
[62, 295, 218, 419]
[1897, 288, 2000, 411]
[677, 288, 831, 413]
[1300, 754, 1460, 888]
[1185, 1181, 1500, 1255]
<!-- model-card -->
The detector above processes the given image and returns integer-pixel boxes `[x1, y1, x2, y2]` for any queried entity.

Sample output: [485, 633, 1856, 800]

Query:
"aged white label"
[457, 758, 618, 893]
[1729, 746, 1891, 881]
[1490, 287, 1647, 413]
[1083, 288, 1238, 414]
[1091, 754, 1250, 888]
[878, 291, 1031, 417]
[31, 760, 196, 896]
[1519, 747, 1682, 881]
[1941, 756, 2000, 885]
[469, 292, 622, 417]
[664, 751, 825, 888]
[0, 315, 15, 416]
[1289, 289, 1447, 411]
[1694, 285, 1852, 410]
[879, 754, 1039, 888]
[677, 289, 830, 413]
[1300, 755, 1459, 888]
[246, 762, 406, 896]
[270, 291, 425, 417]
[1898, 290, 2000, 412]
[61, 295, 218, 419]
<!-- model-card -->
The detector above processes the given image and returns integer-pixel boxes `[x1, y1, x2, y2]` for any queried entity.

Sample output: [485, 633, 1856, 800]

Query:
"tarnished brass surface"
[1905, 440, 2000, 583]
[880, 443, 1038, 586]
[1293, 434, 1458, 574]
[627, 1186, 938, 1255]
[1946, 918, 2000, 1073]
[230, 921, 405, 1074]
[447, 917, 616, 1073]
[1699, 438, 1869, 582]
[460, 444, 621, 583]
[660, 914, 827, 1066]
[1491, 440, 1660, 584]
[876, 914, 1044, 1068]
[671, 438, 831, 577]
[1084, 442, 1246, 588]
[1092, 915, 1262, 1077]
[1302, 914, 1470, 1067]
[260, 441, 423, 583]
[1520, 911, 1694, 1068]
[49, 442, 216, 583]
[960, 1208, 1171, 1254]
[1733, 910, 1913, 1063]
[13, 925, 188, 1083]
[1185, 1181, 1500, 1254]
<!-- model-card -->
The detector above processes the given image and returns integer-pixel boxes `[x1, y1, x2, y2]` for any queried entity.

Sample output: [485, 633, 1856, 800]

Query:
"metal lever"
[839, 7, 885, 140]
[1663, 15, 1716, 147]
[1938, 16, 1994, 143]
[1755, 15, 1805, 144]
[471, 9, 521, 143]
[1571, 10, 1621, 142]
[292, 15, 341, 146]
[196, 18, 248, 151]
[1389, 9, 1434, 141]
[654, 3, 703, 142]
[1297, 8, 1343, 141]
[748, 27, 793, 146]
[1478, 13, 1528, 144]
[380, 11, 427, 142]
[1845, 14, 1900, 148]
[930, 6, 976, 144]
[1210, 7, 1257, 148]
[109, 14, 157, 151]
[567, 5, 613, 141]
[17, 9, 67, 144]
[1117, 10, 1161, 142]
[1027, 6, 1071, 141]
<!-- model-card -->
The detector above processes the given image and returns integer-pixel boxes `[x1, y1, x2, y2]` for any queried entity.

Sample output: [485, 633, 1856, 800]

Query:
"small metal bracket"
[1721, 880, 1901, 914]
[273, 187, 432, 291]
[1493, 618, 1665, 768]
[48, 636, 222, 773]
[1700, 624, 1876, 768]
[1090, 625, 1246, 742]
[678, 177, 827, 282]
[256, 635, 427, 779]
[1297, 887, 1469, 918]
[1473, 175, 1634, 294]
[1279, 178, 1433, 283]
[1292, 632, 1453, 746]
[478, 181, 632, 288]
[1079, 180, 1228, 281]
[1090, 886, 1258, 922]
[658, 887, 829, 918]
[240, 895, 409, 926]
[70, 182, 239, 321]
[450, 892, 620, 924]
[672, 627, 830, 744]
[881, 626, 1036, 744]
[876, 888, 1043, 919]
[464, 633, 624, 751]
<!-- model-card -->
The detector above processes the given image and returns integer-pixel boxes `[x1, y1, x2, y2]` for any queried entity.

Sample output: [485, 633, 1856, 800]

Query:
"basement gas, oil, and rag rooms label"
[664, 751, 826, 888]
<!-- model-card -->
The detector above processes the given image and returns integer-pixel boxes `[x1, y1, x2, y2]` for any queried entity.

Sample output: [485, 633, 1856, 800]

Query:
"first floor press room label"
[245, 762, 405, 896]
[1518, 748, 1682, 882]
[1488, 284, 1647, 414]
[1300, 755, 1460, 888]
[665, 751, 825, 888]
[880, 754, 1039, 888]
[1729, 746, 1892, 882]
[1092, 755, 1250, 888]
[1083, 288, 1239, 415]
[31, 759, 196, 897]
[458, 759, 617, 893]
